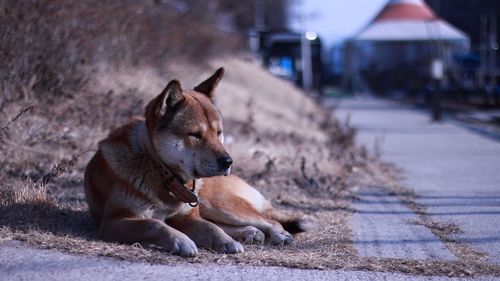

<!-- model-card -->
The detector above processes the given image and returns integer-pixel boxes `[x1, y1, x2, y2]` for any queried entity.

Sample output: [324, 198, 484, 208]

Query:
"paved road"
[351, 187, 456, 260]
[1, 240, 482, 281]
[334, 97, 500, 264]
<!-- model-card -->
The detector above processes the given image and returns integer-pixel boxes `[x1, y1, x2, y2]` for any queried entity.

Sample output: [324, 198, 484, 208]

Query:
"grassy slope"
[0, 55, 367, 268]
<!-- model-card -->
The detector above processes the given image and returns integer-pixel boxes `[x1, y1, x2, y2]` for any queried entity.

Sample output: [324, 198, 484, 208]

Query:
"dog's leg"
[245, 218, 293, 246]
[200, 199, 293, 245]
[99, 217, 198, 257]
[215, 224, 265, 244]
[200, 176, 294, 245]
[168, 210, 244, 254]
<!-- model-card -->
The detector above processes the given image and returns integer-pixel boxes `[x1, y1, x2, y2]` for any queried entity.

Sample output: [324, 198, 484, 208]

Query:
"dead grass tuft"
[0, 179, 94, 238]
[0, 180, 53, 207]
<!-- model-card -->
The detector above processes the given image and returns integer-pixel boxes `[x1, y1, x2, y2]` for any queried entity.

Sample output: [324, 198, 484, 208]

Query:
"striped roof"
[374, 0, 436, 22]
[353, 0, 469, 42]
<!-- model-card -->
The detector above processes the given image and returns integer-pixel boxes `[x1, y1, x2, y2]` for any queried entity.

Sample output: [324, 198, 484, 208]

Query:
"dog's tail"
[267, 210, 316, 234]
[281, 218, 316, 234]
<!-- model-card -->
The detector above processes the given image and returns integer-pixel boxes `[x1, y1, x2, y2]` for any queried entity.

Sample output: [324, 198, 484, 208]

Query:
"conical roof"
[374, 0, 436, 22]
[354, 0, 469, 41]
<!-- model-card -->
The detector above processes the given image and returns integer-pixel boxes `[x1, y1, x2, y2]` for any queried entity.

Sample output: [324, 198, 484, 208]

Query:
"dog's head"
[144, 68, 232, 180]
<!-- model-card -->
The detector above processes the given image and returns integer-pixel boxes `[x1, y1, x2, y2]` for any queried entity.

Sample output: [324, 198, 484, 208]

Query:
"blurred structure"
[426, 0, 499, 106]
[249, 0, 323, 95]
[250, 31, 322, 93]
[343, 0, 469, 98]
[218, 0, 290, 34]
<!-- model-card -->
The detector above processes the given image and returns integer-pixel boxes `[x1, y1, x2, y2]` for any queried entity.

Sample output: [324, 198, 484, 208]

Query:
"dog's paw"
[237, 226, 265, 244]
[269, 230, 293, 246]
[213, 238, 244, 254]
[165, 235, 198, 257]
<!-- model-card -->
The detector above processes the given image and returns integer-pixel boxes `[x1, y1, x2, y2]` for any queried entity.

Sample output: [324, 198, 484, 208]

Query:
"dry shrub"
[0, 0, 241, 106]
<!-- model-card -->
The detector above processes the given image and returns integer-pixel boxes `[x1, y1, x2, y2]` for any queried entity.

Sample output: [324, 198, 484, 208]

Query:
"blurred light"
[305, 31, 317, 41]
[492, 42, 499, 50]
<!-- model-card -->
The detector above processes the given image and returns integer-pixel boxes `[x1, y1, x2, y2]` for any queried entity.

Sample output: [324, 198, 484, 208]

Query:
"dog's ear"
[194, 67, 224, 100]
[154, 80, 184, 116]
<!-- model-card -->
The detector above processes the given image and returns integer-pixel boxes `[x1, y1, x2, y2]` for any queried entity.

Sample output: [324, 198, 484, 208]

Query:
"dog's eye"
[188, 132, 203, 140]
[217, 130, 222, 136]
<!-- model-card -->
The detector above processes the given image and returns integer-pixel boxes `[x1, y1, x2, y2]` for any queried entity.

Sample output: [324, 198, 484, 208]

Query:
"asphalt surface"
[0, 240, 492, 281]
[334, 97, 500, 264]
[351, 187, 456, 260]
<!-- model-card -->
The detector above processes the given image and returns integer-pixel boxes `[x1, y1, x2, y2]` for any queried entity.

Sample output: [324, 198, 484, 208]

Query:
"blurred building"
[250, 30, 323, 93]
[426, 0, 499, 96]
[343, 0, 470, 96]
[425, 0, 499, 48]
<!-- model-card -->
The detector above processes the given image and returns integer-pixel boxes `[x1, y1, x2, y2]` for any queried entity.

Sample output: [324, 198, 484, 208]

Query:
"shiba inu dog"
[84, 68, 310, 256]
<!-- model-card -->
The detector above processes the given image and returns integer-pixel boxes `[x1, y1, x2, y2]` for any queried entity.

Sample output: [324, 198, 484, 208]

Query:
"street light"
[305, 31, 317, 41]
[301, 31, 316, 92]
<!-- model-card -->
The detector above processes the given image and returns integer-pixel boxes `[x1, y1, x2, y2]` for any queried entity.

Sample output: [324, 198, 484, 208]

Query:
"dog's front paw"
[213, 238, 244, 254]
[165, 234, 198, 257]
[269, 230, 292, 246]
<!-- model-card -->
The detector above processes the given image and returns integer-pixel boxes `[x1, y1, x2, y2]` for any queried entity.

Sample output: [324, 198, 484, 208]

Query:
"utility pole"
[431, 59, 443, 122]
[479, 15, 487, 91]
[254, 0, 265, 30]
[249, 0, 265, 59]
[298, 0, 313, 93]
[426, 15, 444, 122]
[301, 32, 313, 92]
[490, 12, 498, 105]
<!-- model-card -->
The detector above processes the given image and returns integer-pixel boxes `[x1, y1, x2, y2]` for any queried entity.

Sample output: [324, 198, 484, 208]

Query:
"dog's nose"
[217, 156, 233, 169]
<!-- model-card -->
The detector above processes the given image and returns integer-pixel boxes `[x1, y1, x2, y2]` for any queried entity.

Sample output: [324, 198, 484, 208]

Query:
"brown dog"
[84, 68, 310, 256]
